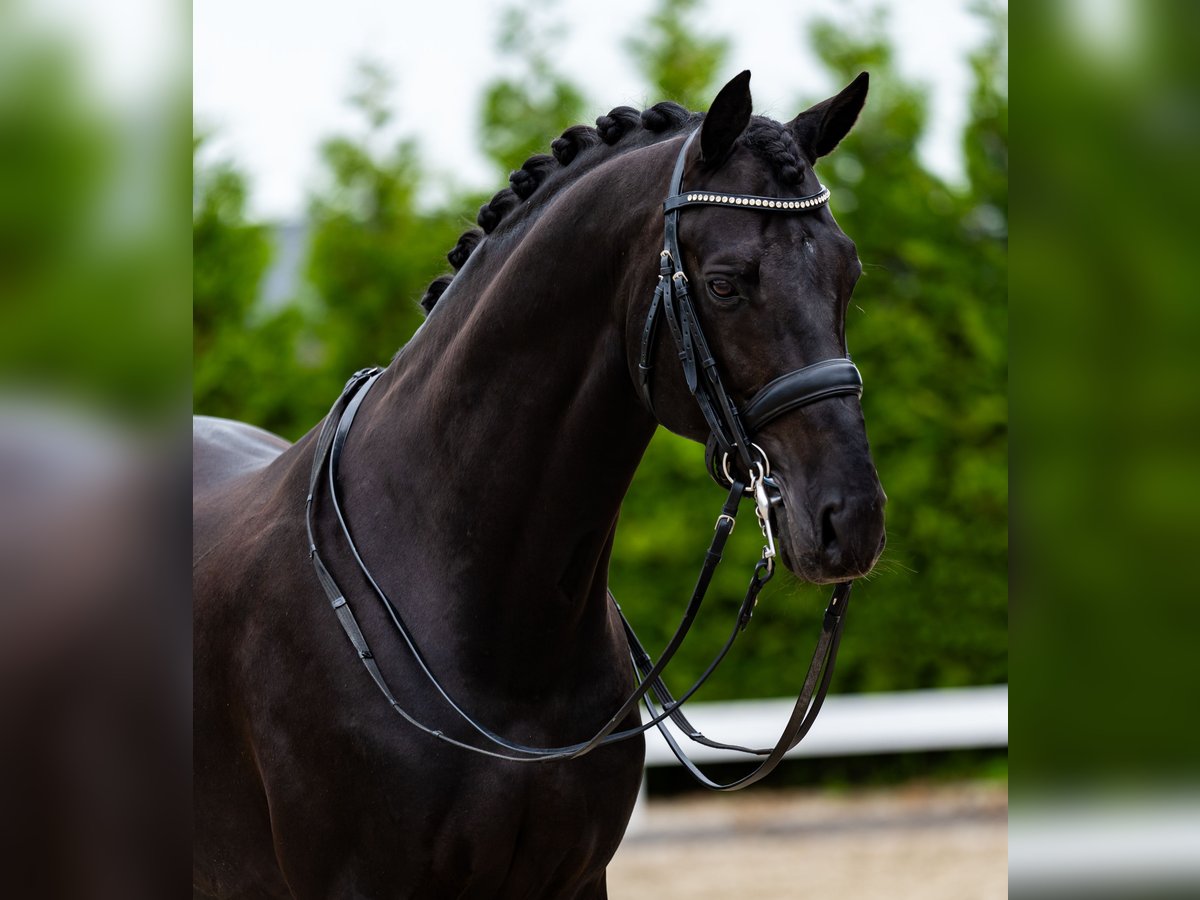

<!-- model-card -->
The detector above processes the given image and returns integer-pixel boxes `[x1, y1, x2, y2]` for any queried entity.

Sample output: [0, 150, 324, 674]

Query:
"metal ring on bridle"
[722, 442, 771, 490]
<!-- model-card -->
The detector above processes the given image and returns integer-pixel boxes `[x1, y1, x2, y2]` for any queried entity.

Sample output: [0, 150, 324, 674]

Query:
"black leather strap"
[655, 131, 757, 471]
[636, 276, 667, 410]
[741, 358, 863, 432]
[637, 582, 850, 790]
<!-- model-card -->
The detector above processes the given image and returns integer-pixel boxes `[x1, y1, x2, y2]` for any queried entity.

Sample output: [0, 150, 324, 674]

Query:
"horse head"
[629, 71, 886, 584]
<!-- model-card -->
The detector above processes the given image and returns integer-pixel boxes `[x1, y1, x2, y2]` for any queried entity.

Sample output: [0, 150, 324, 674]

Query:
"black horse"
[193, 71, 885, 899]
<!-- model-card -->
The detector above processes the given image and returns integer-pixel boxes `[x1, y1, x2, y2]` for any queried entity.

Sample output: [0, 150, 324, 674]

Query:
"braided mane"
[420, 103, 808, 314]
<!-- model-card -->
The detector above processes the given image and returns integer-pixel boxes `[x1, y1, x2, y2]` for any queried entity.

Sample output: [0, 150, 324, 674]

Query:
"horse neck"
[337, 141, 676, 687]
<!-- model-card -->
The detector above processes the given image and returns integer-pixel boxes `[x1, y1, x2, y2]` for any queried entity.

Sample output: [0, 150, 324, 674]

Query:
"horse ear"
[700, 71, 753, 166]
[789, 72, 869, 162]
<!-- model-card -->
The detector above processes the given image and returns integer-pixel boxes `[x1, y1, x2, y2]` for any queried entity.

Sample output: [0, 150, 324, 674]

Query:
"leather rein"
[306, 128, 865, 791]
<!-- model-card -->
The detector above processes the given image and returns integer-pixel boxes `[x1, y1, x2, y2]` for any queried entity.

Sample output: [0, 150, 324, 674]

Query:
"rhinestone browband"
[662, 185, 830, 214]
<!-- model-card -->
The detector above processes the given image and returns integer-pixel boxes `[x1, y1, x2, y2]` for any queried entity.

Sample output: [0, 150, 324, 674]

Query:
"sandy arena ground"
[607, 781, 1008, 899]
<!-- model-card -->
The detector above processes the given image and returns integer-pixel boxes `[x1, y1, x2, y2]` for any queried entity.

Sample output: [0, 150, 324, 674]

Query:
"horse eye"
[708, 279, 737, 300]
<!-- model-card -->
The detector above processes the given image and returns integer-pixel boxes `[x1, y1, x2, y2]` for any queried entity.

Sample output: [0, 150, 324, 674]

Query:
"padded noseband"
[741, 358, 863, 432]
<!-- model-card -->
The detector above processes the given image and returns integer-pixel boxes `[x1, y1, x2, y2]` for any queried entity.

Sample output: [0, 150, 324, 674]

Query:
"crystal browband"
[662, 185, 830, 214]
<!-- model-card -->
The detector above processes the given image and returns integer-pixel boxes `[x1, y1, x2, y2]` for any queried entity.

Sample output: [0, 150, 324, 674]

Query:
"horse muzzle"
[765, 472, 886, 584]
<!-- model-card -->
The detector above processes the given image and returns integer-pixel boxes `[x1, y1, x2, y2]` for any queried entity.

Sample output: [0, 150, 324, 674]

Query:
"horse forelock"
[419, 107, 809, 317]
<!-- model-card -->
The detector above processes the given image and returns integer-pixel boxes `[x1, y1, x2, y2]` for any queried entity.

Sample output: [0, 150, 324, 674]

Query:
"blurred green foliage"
[479, 1, 588, 175]
[192, 2, 1007, 699]
[306, 62, 464, 379]
[2, 27, 188, 419]
[625, 0, 730, 110]
[794, 6, 1007, 693]
[194, 62, 465, 436]
[193, 135, 322, 434]
[1010, 0, 1200, 787]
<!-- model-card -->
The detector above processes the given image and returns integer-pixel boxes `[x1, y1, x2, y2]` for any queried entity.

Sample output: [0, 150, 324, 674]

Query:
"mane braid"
[418, 107, 807, 315]
[742, 120, 805, 186]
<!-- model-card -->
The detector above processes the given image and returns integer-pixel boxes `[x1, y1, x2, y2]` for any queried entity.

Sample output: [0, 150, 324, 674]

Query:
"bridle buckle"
[714, 512, 736, 534]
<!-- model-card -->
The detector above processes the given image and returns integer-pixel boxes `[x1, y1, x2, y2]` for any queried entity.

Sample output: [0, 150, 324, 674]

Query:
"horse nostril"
[820, 502, 840, 553]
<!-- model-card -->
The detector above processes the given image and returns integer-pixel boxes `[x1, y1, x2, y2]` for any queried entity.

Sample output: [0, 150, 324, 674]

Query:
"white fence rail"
[642, 684, 1008, 766]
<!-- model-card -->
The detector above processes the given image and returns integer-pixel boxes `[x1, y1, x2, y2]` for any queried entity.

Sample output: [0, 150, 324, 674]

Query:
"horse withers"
[194, 71, 885, 899]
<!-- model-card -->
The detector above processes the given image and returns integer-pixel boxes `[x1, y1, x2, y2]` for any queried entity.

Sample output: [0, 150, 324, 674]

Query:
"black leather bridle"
[639, 129, 864, 489]
[306, 129, 866, 791]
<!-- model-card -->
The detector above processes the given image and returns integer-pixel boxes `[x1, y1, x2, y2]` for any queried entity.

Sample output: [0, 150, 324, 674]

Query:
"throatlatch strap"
[637, 278, 666, 410]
